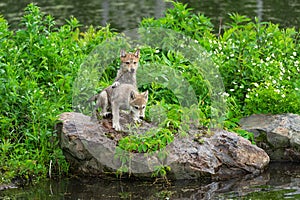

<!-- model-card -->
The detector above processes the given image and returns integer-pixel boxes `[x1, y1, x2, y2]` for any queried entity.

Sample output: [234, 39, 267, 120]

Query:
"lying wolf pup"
[110, 84, 148, 131]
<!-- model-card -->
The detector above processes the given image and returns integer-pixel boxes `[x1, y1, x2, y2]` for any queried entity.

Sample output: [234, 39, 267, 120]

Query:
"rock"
[57, 112, 269, 180]
[239, 113, 300, 162]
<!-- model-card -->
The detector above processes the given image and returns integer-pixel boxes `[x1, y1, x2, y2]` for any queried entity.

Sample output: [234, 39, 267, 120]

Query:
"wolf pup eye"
[126, 62, 130, 64]
[134, 106, 139, 110]
[133, 62, 137, 64]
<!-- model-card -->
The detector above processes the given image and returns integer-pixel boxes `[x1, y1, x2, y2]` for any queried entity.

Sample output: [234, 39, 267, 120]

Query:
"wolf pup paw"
[113, 123, 122, 131]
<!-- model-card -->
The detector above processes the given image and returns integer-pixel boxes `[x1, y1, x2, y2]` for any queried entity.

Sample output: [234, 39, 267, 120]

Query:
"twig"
[218, 17, 223, 38]
[49, 159, 52, 179]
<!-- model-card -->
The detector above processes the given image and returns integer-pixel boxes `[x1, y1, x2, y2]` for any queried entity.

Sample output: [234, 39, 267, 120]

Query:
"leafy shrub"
[212, 14, 300, 115]
[117, 128, 174, 153]
[140, 1, 299, 141]
[0, 4, 114, 183]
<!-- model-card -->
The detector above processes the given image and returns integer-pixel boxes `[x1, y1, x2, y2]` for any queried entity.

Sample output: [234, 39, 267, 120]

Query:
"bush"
[212, 14, 300, 115]
[0, 4, 114, 184]
[141, 2, 299, 124]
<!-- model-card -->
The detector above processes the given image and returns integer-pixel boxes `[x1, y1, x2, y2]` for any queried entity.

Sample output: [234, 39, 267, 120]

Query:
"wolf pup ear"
[143, 90, 148, 100]
[120, 49, 126, 57]
[130, 90, 136, 100]
[134, 49, 140, 58]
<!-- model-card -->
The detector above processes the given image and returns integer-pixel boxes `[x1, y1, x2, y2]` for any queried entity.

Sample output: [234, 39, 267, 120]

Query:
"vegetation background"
[0, 2, 299, 184]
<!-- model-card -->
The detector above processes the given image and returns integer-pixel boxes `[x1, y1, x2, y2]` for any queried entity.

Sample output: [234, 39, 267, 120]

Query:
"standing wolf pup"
[111, 84, 148, 131]
[88, 49, 148, 131]
[88, 49, 140, 118]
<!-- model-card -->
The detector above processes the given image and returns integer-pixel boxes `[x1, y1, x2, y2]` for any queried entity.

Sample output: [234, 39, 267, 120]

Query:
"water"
[1, 162, 300, 199]
[181, 0, 300, 30]
[1, 0, 300, 31]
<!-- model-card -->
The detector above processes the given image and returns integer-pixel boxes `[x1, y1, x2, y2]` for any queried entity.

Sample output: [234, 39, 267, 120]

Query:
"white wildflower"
[274, 89, 280, 94]
[293, 52, 297, 57]
[222, 92, 230, 97]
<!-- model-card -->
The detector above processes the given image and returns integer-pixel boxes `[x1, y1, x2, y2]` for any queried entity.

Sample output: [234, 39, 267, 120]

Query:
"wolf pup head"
[129, 90, 148, 121]
[120, 49, 140, 73]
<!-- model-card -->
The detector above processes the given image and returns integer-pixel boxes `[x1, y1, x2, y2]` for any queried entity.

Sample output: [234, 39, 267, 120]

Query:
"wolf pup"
[88, 49, 140, 119]
[111, 84, 148, 131]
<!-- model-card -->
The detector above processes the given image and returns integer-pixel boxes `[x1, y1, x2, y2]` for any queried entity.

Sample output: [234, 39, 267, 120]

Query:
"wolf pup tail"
[87, 94, 98, 102]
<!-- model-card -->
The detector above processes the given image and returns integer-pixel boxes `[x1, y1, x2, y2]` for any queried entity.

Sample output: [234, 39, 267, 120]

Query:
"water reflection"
[1, 162, 300, 199]
[181, 0, 300, 29]
[0, 0, 172, 31]
[1, 0, 300, 31]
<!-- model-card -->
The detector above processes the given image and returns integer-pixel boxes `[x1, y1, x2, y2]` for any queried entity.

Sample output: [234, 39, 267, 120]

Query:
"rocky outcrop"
[240, 113, 300, 162]
[57, 112, 269, 180]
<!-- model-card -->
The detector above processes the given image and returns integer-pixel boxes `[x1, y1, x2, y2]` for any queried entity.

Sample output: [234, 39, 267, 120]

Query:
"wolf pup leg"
[111, 100, 121, 131]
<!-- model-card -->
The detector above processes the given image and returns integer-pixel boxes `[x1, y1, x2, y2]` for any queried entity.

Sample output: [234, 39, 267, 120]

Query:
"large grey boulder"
[240, 113, 300, 162]
[57, 112, 269, 180]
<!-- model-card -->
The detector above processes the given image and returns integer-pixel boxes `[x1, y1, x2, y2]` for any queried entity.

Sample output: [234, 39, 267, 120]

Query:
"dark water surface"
[1, 0, 300, 31]
[1, 162, 300, 199]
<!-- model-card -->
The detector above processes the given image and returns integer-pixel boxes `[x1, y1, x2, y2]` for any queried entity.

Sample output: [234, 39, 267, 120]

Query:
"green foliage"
[140, 2, 299, 138]
[0, 4, 114, 184]
[212, 13, 300, 115]
[141, 1, 214, 47]
[115, 128, 173, 179]
[117, 128, 174, 153]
